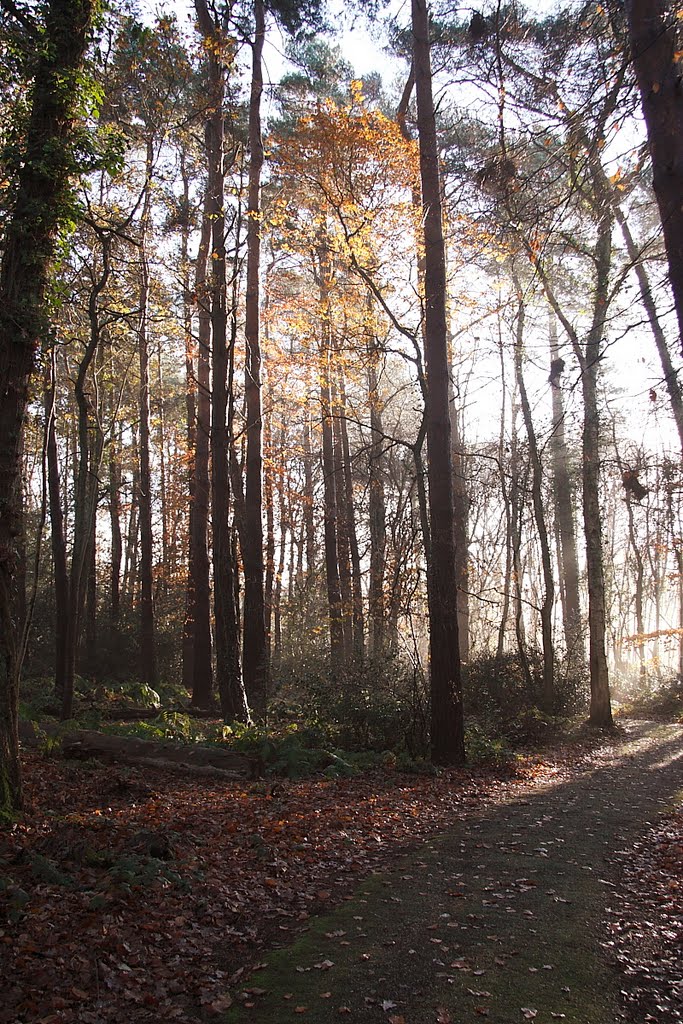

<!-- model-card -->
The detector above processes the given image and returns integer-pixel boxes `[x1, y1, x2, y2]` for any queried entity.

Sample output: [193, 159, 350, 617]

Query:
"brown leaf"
[521, 1011, 538, 1020]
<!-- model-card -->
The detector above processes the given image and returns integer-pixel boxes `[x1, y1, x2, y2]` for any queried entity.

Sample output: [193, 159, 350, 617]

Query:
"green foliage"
[463, 652, 586, 748]
[464, 723, 513, 765]
[104, 853, 186, 893]
[274, 652, 429, 755]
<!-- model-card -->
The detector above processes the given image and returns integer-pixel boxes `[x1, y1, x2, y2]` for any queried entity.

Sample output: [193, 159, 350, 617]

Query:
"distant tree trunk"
[366, 321, 386, 655]
[122, 455, 139, 607]
[0, 0, 97, 812]
[109, 425, 122, 624]
[317, 241, 345, 663]
[242, 0, 268, 712]
[337, 371, 364, 660]
[302, 406, 316, 578]
[625, 0, 683, 357]
[332, 375, 353, 660]
[449, 387, 470, 663]
[84, 505, 97, 675]
[46, 349, 68, 698]
[412, 0, 465, 765]
[272, 436, 287, 671]
[513, 289, 554, 711]
[320, 354, 345, 663]
[508, 399, 534, 692]
[195, 0, 248, 722]
[529, 234, 613, 727]
[137, 140, 157, 688]
[548, 314, 583, 666]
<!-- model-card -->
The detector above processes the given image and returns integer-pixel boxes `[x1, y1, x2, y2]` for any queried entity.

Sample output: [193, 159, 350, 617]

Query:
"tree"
[242, 0, 269, 712]
[625, 0, 683, 357]
[412, 0, 465, 765]
[0, 0, 99, 812]
[195, 0, 249, 722]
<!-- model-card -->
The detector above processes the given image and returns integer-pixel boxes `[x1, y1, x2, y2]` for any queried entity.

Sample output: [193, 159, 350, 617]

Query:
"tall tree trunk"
[496, 333, 512, 661]
[625, 0, 683, 356]
[137, 140, 157, 687]
[155, 334, 169, 593]
[188, 206, 213, 708]
[242, 0, 269, 711]
[264, 408, 275, 646]
[580, 221, 613, 727]
[0, 0, 97, 812]
[513, 288, 554, 711]
[412, 0, 465, 765]
[195, 0, 248, 722]
[548, 314, 583, 666]
[181, 153, 197, 695]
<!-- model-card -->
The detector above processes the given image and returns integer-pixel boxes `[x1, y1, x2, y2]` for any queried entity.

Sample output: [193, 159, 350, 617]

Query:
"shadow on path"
[223, 721, 683, 1024]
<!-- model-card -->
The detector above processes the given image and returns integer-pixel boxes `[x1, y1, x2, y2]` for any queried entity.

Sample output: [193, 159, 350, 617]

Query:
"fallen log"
[61, 730, 260, 778]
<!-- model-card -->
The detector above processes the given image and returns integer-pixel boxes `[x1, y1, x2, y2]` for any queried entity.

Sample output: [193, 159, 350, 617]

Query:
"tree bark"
[195, 0, 248, 722]
[412, 0, 465, 765]
[242, 0, 269, 712]
[188, 205, 214, 708]
[0, 0, 97, 811]
[625, 0, 683, 356]
[137, 139, 157, 688]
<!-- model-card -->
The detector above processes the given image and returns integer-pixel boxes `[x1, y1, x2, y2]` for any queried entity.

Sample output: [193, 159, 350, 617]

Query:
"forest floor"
[0, 719, 682, 1024]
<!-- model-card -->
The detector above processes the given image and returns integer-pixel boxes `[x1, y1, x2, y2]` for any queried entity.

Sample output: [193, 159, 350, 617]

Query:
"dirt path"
[223, 721, 683, 1024]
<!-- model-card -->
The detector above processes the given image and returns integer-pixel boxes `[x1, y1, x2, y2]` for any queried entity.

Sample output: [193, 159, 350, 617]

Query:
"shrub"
[273, 651, 429, 755]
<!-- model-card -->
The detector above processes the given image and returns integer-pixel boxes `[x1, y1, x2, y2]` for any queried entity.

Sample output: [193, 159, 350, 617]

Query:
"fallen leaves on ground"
[607, 807, 683, 1021]
[0, 739, 612, 1023]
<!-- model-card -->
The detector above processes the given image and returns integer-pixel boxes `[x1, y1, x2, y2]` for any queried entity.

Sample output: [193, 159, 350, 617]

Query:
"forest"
[1, 0, 683, 1020]
[1, 0, 683, 796]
